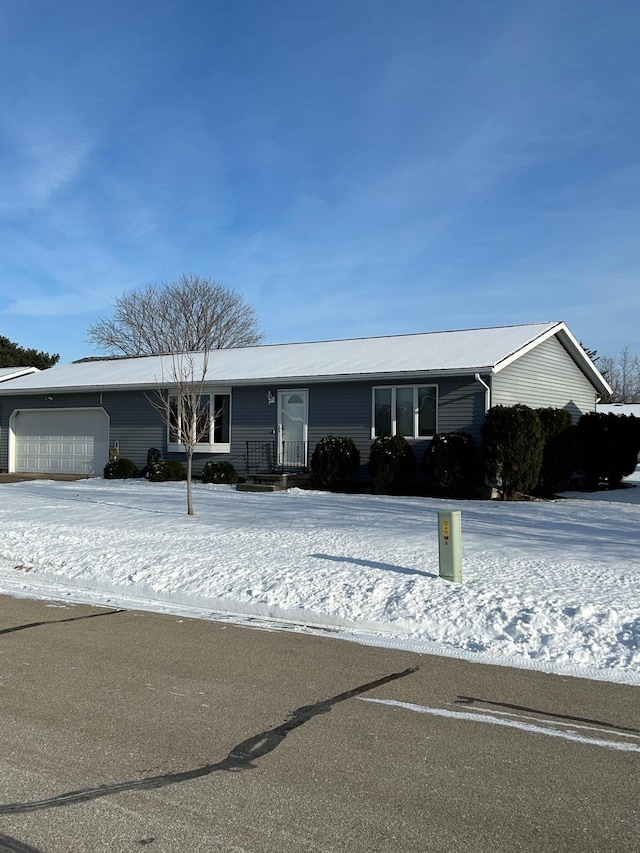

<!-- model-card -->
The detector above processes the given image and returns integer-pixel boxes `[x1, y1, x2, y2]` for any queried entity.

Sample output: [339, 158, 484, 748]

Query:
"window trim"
[167, 388, 231, 453]
[371, 384, 438, 440]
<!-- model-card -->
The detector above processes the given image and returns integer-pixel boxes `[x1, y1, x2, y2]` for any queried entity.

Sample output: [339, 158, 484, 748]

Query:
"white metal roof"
[0, 321, 610, 395]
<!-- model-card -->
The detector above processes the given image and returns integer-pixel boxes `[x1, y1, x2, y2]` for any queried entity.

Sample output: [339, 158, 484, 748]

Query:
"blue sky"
[1, 0, 639, 364]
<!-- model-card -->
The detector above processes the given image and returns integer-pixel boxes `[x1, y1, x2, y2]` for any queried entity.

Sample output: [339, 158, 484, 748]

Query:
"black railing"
[245, 441, 308, 476]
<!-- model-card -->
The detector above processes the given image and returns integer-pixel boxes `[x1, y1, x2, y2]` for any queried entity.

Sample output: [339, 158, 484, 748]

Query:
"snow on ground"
[1, 471, 639, 685]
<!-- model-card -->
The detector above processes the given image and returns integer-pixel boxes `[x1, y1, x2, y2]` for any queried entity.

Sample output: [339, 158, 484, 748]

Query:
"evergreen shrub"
[310, 435, 361, 491]
[535, 407, 575, 495]
[103, 457, 138, 479]
[149, 459, 186, 482]
[201, 460, 239, 484]
[368, 435, 416, 494]
[481, 404, 544, 499]
[422, 432, 480, 497]
[576, 412, 640, 489]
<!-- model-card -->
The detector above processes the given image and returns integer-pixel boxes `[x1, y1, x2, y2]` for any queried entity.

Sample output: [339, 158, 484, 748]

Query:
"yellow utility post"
[438, 510, 462, 582]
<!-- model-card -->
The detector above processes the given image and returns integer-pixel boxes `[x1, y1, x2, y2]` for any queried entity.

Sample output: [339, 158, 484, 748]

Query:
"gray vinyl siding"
[0, 377, 485, 475]
[492, 336, 598, 420]
[437, 377, 486, 444]
[0, 390, 165, 473]
[231, 382, 374, 478]
[106, 391, 165, 463]
[237, 378, 485, 475]
[0, 393, 108, 471]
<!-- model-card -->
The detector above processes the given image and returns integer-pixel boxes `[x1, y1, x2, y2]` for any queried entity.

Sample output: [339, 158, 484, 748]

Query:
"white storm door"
[277, 390, 308, 468]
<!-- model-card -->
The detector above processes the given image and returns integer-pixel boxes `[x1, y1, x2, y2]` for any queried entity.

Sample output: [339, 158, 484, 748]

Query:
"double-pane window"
[168, 391, 231, 451]
[373, 385, 437, 439]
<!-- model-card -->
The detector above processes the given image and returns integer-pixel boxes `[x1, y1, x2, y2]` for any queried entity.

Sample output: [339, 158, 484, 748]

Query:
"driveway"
[0, 473, 88, 484]
[0, 595, 638, 852]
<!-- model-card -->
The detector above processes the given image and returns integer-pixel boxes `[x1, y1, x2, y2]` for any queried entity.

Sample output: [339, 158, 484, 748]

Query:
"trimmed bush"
[201, 460, 239, 484]
[368, 435, 416, 494]
[311, 435, 361, 491]
[481, 404, 544, 499]
[422, 432, 480, 497]
[535, 407, 575, 495]
[149, 459, 186, 482]
[576, 412, 640, 490]
[103, 457, 137, 479]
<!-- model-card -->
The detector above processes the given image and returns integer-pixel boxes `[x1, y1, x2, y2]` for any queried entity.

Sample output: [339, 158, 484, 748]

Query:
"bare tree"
[88, 274, 263, 355]
[148, 349, 228, 515]
[157, 352, 205, 516]
[599, 346, 640, 403]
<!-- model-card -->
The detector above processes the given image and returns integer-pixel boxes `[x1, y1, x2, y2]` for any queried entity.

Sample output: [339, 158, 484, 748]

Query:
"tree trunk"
[186, 451, 194, 515]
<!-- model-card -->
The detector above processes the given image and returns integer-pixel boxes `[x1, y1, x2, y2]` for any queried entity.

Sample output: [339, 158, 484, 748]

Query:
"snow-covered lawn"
[1, 471, 639, 686]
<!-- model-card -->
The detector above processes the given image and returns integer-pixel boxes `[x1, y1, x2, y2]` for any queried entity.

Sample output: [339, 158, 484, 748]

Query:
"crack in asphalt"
[0, 666, 418, 815]
[0, 609, 125, 637]
[0, 833, 44, 853]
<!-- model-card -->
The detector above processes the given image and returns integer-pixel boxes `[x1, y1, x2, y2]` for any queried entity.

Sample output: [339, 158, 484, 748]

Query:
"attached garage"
[10, 408, 109, 475]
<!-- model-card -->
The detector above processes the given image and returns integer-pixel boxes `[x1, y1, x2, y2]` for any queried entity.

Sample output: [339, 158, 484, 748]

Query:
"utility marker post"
[438, 510, 462, 583]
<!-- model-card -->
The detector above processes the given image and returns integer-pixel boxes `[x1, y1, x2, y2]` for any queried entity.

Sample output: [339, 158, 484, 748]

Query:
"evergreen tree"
[0, 335, 59, 370]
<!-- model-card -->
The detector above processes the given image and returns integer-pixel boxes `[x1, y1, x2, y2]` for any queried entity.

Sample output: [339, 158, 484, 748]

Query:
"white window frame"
[167, 388, 231, 453]
[371, 385, 438, 439]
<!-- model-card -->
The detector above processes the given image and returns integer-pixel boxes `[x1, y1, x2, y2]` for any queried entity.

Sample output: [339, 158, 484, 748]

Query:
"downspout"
[475, 372, 493, 497]
[475, 373, 491, 413]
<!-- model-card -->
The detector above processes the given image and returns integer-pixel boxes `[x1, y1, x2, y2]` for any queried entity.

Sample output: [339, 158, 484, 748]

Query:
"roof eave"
[0, 366, 496, 395]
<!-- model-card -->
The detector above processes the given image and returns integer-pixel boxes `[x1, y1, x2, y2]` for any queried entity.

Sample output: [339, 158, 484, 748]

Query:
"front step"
[236, 482, 288, 492]
[236, 472, 312, 492]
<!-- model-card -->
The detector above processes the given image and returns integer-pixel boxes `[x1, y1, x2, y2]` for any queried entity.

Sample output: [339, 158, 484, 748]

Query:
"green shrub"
[201, 460, 239, 484]
[422, 432, 480, 497]
[576, 412, 640, 490]
[311, 435, 361, 491]
[103, 457, 138, 479]
[149, 459, 186, 482]
[481, 404, 544, 499]
[368, 435, 416, 494]
[535, 408, 575, 495]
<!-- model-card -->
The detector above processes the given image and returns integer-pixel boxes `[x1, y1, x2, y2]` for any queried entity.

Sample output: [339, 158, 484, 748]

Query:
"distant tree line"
[0, 335, 59, 370]
[583, 343, 640, 404]
[599, 347, 640, 404]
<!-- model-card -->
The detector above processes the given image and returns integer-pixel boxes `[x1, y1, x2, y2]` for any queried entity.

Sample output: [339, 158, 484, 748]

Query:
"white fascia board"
[555, 323, 612, 396]
[0, 366, 40, 382]
[492, 322, 564, 372]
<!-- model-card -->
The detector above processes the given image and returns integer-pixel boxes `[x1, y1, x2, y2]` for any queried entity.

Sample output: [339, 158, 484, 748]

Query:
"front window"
[167, 390, 231, 451]
[372, 385, 437, 439]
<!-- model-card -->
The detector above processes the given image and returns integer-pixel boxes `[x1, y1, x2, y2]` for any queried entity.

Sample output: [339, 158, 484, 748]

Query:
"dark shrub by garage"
[103, 458, 138, 479]
[201, 460, 239, 484]
[149, 459, 186, 482]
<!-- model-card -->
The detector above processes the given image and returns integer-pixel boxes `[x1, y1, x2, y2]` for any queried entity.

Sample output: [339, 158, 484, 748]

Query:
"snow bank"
[1, 472, 639, 685]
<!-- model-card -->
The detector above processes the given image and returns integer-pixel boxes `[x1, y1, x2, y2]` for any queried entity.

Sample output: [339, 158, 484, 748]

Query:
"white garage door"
[12, 409, 110, 475]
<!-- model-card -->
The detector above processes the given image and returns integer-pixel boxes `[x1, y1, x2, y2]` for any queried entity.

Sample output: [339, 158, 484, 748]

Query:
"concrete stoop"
[236, 472, 311, 492]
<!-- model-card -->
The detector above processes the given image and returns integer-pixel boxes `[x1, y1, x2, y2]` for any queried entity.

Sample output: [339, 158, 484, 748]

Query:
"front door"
[277, 389, 308, 468]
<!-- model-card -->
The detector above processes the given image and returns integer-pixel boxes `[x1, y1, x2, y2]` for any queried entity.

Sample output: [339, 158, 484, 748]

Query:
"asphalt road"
[0, 595, 638, 852]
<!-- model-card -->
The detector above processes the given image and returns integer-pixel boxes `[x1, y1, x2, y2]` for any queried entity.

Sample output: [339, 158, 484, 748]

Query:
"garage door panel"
[13, 409, 109, 475]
